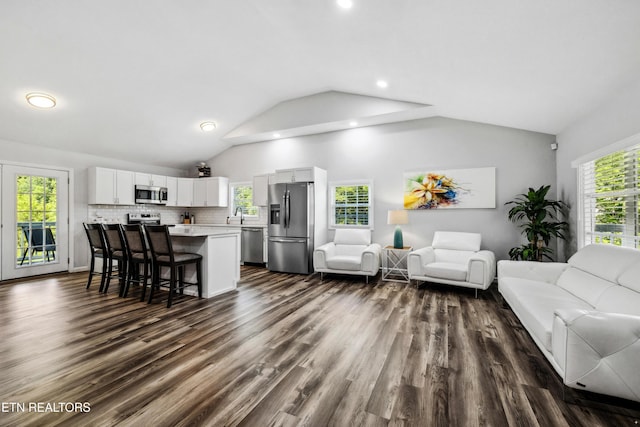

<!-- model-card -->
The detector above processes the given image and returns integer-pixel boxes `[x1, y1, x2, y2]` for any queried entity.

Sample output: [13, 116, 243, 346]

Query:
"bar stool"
[121, 224, 152, 300]
[144, 224, 202, 308]
[83, 223, 108, 292]
[101, 223, 129, 296]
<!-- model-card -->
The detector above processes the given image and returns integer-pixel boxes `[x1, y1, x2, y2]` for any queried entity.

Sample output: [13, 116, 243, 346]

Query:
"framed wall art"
[403, 167, 496, 210]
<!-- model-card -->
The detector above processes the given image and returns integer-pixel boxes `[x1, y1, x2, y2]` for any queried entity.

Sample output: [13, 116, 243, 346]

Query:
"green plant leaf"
[505, 185, 568, 262]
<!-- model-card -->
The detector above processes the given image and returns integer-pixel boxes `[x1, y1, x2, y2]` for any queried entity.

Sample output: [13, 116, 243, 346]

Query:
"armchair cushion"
[334, 228, 371, 245]
[326, 254, 364, 271]
[423, 262, 467, 281]
[432, 231, 481, 251]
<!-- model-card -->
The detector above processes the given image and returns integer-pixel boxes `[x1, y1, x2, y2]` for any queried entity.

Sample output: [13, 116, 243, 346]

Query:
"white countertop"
[174, 223, 267, 229]
[169, 225, 243, 237]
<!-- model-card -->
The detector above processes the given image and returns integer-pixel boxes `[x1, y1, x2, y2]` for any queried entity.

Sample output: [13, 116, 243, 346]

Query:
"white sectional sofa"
[498, 244, 640, 402]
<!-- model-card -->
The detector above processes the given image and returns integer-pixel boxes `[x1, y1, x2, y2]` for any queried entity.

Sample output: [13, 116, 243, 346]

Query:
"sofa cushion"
[556, 267, 615, 307]
[595, 286, 640, 316]
[618, 262, 640, 293]
[432, 231, 481, 251]
[326, 255, 361, 271]
[568, 244, 640, 283]
[500, 277, 592, 352]
[423, 262, 467, 281]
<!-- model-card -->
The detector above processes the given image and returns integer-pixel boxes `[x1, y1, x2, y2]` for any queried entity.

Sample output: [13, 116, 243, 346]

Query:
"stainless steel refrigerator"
[268, 182, 315, 274]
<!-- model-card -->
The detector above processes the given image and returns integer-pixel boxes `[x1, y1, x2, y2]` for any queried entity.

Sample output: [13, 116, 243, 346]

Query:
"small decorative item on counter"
[226, 216, 230, 224]
[197, 162, 211, 178]
[191, 215, 195, 224]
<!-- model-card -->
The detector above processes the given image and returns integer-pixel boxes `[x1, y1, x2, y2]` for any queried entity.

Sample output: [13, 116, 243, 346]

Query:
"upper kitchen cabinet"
[176, 178, 194, 207]
[193, 179, 207, 206]
[272, 167, 325, 183]
[252, 174, 269, 206]
[165, 176, 178, 206]
[194, 177, 229, 207]
[88, 167, 135, 205]
[135, 173, 167, 187]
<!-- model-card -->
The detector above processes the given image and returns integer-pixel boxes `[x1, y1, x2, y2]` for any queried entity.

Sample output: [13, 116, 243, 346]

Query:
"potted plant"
[505, 185, 568, 261]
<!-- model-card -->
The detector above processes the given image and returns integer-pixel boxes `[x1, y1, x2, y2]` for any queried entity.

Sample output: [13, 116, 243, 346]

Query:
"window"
[230, 183, 258, 217]
[16, 175, 58, 266]
[579, 143, 639, 249]
[330, 182, 373, 228]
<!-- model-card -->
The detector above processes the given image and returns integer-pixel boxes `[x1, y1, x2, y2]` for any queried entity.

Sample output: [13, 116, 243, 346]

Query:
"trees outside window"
[580, 144, 639, 249]
[330, 182, 373, 228]
[230, 184, 258, 217]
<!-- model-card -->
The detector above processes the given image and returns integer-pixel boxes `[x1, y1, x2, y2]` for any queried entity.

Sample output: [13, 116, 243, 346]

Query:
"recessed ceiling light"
[349, 121, 358, 127]
[376, 80, 388, 89]
[273, 133, 281, 138]
[200, 121, 217, 132]
[337, 0, 353, 9]
[26, 92, 56, 108]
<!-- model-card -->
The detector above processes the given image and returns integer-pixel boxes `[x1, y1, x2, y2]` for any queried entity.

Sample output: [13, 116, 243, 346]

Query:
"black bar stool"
[101, 223, 129, 296]
[83, 223, 108, 292]
[121, 224, 152, 300]
[144, 225, 202, 308]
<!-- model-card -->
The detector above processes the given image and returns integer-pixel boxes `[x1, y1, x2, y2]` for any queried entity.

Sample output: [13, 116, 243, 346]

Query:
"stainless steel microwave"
[135, 185, 168, 205]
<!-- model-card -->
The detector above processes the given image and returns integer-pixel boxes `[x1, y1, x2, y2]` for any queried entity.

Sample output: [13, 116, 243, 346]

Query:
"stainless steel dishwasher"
[241, 227, 264, 264]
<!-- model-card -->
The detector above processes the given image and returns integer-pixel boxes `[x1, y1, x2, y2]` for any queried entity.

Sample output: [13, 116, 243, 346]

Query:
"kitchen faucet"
[234, 206, 244, 224]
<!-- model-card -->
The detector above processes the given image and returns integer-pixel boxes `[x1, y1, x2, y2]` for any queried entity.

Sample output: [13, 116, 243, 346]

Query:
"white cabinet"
[115, 170, 135, 205]
[177, 178, 194, 207]
[165, 176, 178, 206]
[135, 173, 167, 187]
[88, 167, 135, 205]
[89, 167, 228, 207]
[252, 174, 269, 206]
[193, 179, 207, 207]
[273, 167, 322, 183]
[193, 177, 229, 207]
[208, 177, 229, 207]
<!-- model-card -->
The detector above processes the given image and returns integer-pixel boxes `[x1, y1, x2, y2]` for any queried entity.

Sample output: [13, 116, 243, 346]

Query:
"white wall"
[208, 117, 557, 261]
[0, 137, 184, 270]
[556, 77, 640, 258]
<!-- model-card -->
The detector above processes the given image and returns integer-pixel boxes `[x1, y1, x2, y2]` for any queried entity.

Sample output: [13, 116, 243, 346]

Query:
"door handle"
[282, 193, 287, 228]
[270, 238, 306, 243]
[285, 190, 291, 228]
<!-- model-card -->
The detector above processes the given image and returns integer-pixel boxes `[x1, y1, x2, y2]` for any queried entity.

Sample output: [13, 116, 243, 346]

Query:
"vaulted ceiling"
[2, 1, 640, 169]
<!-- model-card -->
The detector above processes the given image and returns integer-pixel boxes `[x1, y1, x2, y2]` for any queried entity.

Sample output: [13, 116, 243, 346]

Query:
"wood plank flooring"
[0, 267, 638, 426]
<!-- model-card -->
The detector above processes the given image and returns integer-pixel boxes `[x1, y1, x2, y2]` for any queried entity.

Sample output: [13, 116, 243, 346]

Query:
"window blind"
[580, 143, 640, 249]
[331, 183, 372, 227]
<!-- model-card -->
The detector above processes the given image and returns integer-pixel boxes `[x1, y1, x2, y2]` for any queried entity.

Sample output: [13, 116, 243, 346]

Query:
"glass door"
[1, 165, 69, 280]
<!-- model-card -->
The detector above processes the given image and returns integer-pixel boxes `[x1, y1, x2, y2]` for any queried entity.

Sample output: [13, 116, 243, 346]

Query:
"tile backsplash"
[87, 205, 267, 225]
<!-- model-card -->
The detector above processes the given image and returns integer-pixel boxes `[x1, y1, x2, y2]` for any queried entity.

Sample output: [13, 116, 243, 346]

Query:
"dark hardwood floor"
[0, 267, 638, 426]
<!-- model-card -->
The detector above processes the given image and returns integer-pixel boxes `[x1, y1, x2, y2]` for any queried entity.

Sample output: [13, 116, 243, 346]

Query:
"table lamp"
[387, 209, 409, 249]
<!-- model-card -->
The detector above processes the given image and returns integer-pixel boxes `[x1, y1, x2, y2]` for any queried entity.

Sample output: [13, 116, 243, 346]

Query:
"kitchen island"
[168, 225, 241, 298]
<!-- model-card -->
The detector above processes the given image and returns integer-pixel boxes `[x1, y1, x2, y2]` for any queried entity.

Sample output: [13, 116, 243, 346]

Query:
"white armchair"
[313, 229, 381, 283]
[408, 231, 495, 296]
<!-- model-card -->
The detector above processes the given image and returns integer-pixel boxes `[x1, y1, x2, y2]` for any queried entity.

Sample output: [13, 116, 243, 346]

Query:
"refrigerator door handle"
[269, 237, 306, 243]
[285, 190, 291, 229]
[282, 192, 287, 228]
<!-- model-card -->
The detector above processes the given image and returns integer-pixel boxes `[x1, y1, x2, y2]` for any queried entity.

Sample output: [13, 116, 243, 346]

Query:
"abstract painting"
[403, 167, 496, 209]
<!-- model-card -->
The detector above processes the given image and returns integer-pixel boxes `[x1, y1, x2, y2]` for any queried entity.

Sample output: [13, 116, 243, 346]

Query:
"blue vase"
[393, 226, 404, 249]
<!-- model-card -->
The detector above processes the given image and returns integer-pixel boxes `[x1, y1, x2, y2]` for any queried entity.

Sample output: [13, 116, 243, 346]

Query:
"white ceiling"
[2, 1, 640, 169]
